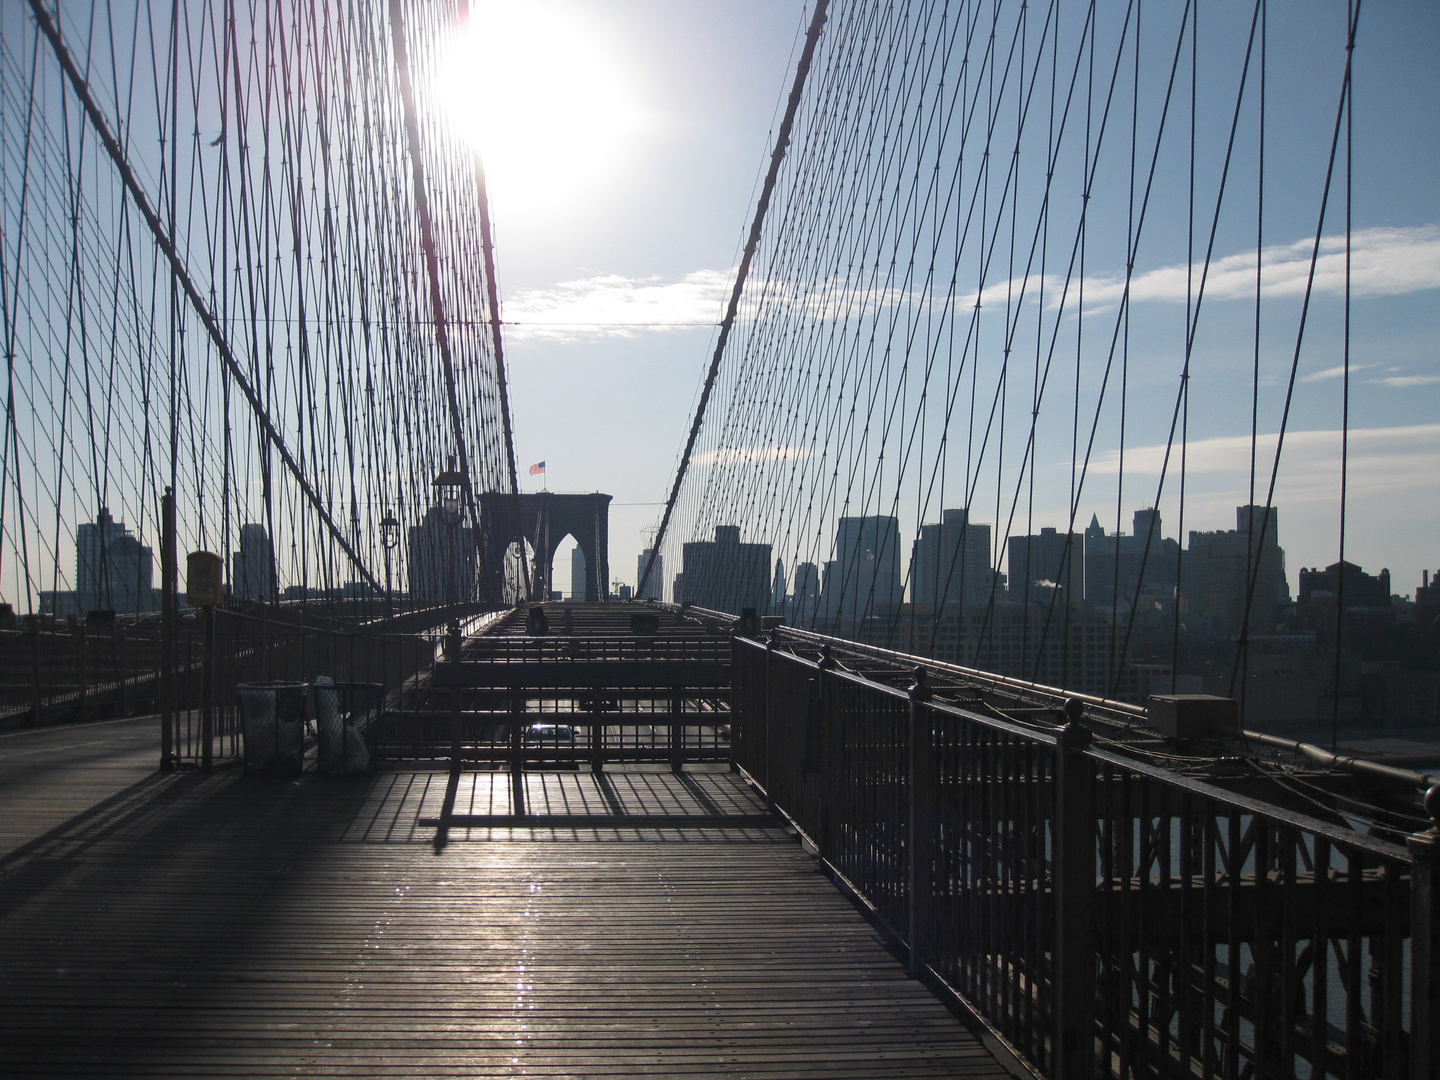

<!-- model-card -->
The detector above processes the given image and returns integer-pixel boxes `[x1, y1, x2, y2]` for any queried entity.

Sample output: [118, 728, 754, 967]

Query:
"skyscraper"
[636, 548, 663, 601]
[790, 561, 819, 625]
[675, 525, 771, 615]
[231, 523, 276, 601]
[1182, 505, 1289, 637]
[407, 506, 476, 605]
[833, 515, 902, 623]
[570, 545, 587, 601]
[912, 508, 995, 607]
[1084, 509, 1180, 612]
[76, 508, 157, 614]
[1007, 526, 1083, 605]
[771, 558, 787, 610]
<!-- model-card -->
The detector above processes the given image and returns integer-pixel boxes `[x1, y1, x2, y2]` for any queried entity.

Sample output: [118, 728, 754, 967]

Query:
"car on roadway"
[523, 723, 579, 769]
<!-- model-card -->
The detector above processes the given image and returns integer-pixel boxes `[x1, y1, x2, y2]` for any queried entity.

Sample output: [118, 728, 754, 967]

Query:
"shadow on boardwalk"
[0, 725, 1009, 1079]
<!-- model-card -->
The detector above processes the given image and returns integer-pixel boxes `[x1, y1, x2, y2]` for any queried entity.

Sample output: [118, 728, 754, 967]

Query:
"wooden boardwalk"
[0, 717, 1011, 1078]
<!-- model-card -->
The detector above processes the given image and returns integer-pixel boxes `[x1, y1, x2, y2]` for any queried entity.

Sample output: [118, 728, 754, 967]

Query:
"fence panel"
[732, 636, 1421, 1080]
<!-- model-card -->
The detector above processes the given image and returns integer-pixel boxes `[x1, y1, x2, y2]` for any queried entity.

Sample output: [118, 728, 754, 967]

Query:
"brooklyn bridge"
[2, 1, 1438, 1077]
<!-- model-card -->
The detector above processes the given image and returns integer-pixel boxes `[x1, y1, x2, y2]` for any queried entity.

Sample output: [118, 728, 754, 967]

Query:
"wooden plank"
[0, 718, 1011, 1079]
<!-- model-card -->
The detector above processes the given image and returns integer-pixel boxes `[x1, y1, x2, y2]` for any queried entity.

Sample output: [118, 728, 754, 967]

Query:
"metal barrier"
[731, 635, 1433, 1080]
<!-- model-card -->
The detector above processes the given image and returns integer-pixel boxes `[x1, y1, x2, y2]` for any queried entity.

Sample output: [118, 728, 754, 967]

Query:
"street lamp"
[379, 513, 400, 619]
[433, 457, 467, 606]
[433, 456, 465, 527]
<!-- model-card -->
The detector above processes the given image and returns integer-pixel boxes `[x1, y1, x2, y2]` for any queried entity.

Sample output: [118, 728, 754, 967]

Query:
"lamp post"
[379, 513, 400, 619]
[433, 457, 466, 608]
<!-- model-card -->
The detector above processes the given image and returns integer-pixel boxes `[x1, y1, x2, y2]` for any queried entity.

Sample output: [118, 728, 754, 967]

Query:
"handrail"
[1243, 728, 1440, 790]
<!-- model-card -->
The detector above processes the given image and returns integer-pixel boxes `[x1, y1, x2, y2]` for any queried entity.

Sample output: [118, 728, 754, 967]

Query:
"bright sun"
[434, 1, 642, 217]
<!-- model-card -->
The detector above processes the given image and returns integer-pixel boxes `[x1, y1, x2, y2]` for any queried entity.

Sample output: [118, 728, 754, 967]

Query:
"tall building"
[911, 508, 994, 607]
[1084, 509, 1180, 612]
[636, 548, 663, 601]
[911, 600, 1152, 702]
[832, 515, 902, 624]
[790, 561, 820, 625]
[407, 506, 476, 605]
[1182, 505, 1289, 638]
[675, 525, 771, 615]
[76, 508, 158, 614]
[570, 545, 587, 601]
[231, 523, 276, 601]
[816, 560, 839, 623]
[1007, 526, 1083, 605]
[1297, 561, 1392, 610]
[771, 558, 788, 611]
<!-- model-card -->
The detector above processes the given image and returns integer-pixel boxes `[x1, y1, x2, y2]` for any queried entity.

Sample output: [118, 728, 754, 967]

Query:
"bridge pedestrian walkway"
[0, 715, 1011, 1079]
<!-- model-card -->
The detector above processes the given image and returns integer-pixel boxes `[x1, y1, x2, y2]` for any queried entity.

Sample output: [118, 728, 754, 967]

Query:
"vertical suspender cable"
[1332, 0, 1354, 750]
[387, 0, 489, 590]
[24, 0, 383, 594]
[473, 158, 528, 597]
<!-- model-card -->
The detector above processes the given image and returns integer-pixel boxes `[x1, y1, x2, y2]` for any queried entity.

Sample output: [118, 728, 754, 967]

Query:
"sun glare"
[434, 2, 642, 217]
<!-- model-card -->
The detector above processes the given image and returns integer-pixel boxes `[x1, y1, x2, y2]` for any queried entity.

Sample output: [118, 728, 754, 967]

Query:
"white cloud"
[957, 225, 1440, 313]
[504, 224, 1440, 344]
[1372, 374, 1440, 388]
[503, 269, 732, 341]
[1089, 424, 1440, 502]
[692, 444, 815, 467]
[1300, 363, 1378, 384]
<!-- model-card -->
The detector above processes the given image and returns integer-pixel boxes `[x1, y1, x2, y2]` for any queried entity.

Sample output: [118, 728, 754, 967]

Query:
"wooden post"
[1053, 713, 1095, 1080]
[906, 666, 932, 978]
[1409, 786, 1440, 1080]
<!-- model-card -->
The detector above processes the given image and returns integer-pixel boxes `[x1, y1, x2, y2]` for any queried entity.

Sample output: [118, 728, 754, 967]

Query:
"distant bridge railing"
[731, 633, 1438, 1080]
[0, 605, 498, 772]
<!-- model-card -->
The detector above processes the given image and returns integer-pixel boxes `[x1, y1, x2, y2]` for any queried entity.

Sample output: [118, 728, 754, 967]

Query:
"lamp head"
[433, 456, 467, 525]
[379, 514, 401, 550]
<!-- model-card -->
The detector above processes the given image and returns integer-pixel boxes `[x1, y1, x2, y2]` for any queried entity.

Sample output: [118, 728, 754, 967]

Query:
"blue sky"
[466, 0, 1439, 599]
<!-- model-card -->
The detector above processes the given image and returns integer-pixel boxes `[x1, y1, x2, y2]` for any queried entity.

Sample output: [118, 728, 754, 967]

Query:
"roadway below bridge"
[0, 714, 1013, 1078]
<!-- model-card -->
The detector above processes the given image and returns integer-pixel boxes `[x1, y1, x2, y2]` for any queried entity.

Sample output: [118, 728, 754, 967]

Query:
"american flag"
[528, 461, 546, 476]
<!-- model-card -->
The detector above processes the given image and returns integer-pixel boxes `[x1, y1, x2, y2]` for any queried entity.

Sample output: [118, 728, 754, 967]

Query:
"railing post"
[159, 486, 176, 768]
[1408, 786, 1440, 1080]
[589, 696, 604, 774]
[906, 665, 933, 978]
[509, 689, 526, 816]
[28, 615, 43, 727]
[763, 634, 776, 814]
[199, 605, 214, 770]
[1053, 703, 1094, 1080]
[669, 689, 684, 773]
[77, 622, 88, 725]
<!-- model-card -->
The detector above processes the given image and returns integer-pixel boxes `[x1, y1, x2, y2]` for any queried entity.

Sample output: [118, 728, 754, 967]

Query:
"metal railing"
[731, 635, 1436, 1080]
